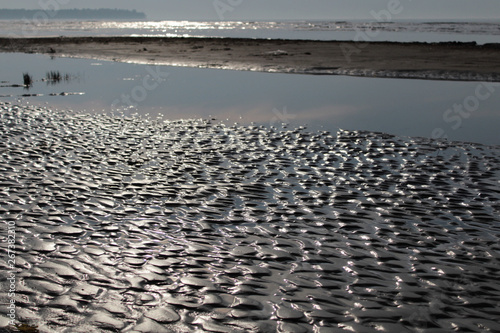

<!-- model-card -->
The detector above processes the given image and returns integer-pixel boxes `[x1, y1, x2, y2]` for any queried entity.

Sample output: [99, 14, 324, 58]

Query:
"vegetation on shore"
[45, 70, 73, 84]
[22, 73, 32, 87]
[15, 71, 77, 90]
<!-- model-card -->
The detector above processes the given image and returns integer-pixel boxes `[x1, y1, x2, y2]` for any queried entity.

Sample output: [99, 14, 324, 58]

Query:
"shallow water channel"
[1, 52, 499, 145]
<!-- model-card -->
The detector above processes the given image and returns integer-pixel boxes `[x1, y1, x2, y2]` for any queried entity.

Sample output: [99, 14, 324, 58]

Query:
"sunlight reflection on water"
[1, 19, 499, 43]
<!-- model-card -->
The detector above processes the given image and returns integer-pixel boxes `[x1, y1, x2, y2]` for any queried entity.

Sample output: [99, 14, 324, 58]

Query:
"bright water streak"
[1, 19, 500, 44]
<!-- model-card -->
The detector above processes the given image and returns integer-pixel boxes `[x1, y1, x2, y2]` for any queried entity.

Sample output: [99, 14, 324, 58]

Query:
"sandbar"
[1, 36, 500, 81]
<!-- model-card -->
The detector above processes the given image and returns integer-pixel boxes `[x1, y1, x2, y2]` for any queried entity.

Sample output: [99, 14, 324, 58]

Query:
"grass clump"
[22, 73, 33, 87]
[46, 70, 62, 83]
[45, 71, 75, 85]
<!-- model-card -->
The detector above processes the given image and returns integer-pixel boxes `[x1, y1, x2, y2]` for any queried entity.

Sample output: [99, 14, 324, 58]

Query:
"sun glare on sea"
[101, 20, 238, 33]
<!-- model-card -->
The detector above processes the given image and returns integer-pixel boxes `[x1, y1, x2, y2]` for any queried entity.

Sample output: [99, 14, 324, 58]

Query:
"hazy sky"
[0, 0, 498, 21]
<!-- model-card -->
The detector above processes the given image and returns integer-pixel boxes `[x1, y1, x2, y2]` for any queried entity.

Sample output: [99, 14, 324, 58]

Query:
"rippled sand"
[1, 102, 500, 332]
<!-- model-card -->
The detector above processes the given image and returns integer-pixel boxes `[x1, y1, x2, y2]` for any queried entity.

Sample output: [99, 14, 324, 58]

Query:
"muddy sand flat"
[1, 102, 500, 332]
[1, 36, 500, 81]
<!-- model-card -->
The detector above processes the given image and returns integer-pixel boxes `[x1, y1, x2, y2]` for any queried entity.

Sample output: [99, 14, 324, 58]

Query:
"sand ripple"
[0, 102, 499, 332]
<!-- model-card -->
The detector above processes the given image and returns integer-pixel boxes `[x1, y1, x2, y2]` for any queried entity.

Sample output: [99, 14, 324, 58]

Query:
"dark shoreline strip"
[1, 35, 500, 47]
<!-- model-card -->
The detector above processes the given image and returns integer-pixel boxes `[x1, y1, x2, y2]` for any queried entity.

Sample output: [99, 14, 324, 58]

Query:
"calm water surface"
[1, 19, 500, 44]
[1, 53, 499, 145]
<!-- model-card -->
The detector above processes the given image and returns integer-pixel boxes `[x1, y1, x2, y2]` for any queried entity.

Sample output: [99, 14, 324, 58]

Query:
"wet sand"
[1, 36, 500, 81]
[1, 102, 500, 332]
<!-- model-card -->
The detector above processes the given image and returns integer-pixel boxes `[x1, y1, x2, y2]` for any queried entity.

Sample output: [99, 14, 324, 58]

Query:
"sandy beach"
[1, 36, 500, 81]
[1, 101, 500, 332]
[1, 33, 500, 333]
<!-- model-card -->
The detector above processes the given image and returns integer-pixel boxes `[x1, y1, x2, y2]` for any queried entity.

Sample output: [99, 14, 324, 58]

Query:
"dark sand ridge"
[1, 36, 500, 81]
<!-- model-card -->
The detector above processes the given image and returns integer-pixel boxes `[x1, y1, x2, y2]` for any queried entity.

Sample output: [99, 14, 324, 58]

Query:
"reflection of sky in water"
[1, 53, 499, 145]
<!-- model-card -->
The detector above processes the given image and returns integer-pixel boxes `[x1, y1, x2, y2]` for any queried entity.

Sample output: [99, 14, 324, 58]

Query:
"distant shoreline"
[1, 36, 499, 81]
[0, 8, 146, 20]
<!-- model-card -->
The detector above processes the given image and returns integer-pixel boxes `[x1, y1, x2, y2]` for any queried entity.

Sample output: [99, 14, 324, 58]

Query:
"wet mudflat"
[2, 37, 500, 81]
[0, 102, 500, 332]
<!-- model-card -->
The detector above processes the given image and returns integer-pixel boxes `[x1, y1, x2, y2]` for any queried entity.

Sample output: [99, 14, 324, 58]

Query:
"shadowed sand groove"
[0, 101, 500, 332]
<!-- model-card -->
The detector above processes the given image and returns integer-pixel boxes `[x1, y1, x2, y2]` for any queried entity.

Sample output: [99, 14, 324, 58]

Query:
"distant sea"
[0, 19, 499, 44]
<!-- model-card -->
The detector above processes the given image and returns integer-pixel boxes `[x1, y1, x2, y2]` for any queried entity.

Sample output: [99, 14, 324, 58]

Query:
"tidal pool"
[1, 52, 499, 145]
